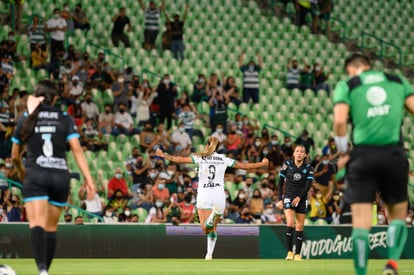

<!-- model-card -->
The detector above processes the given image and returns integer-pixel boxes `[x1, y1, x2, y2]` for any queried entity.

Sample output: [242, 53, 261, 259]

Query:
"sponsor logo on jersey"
[366, 86, 390, 118]
[293, 173, 302, 181]
[203, 182, 220, 188]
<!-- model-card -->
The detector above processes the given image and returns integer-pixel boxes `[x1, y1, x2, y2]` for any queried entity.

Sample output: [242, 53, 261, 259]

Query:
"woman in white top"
[156, 136, 268, 260]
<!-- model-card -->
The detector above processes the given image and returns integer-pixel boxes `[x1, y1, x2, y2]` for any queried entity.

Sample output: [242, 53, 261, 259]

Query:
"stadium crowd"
[0, 1, 413, 227]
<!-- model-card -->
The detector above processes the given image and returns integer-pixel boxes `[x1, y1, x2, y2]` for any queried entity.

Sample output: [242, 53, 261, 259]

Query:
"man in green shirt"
[333, 53, 414, 275]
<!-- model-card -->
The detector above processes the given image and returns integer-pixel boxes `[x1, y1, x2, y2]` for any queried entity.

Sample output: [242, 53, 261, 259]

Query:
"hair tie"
[27, 95, 45, 114]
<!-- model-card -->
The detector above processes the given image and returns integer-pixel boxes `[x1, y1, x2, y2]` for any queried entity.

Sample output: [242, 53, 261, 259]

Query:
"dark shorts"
[22, 168, 71, 207]
[344, 145, 408, 204]
[283, 197, 309, 214]
[144, 30, 159, 45]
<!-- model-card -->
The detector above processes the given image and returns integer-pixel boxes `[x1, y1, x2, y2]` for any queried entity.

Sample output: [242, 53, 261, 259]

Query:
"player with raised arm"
[156, 136, 268, 260]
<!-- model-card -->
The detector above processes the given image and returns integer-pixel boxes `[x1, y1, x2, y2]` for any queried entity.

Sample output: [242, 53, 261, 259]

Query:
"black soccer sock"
[45, 231, 57, 270]
[30, 226, 47, 271]
[295, 231, 304, 255]
[286, 227, 294, 252]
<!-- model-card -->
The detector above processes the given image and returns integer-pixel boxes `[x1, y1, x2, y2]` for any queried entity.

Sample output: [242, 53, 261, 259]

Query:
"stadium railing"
[361, 31, 402, 67]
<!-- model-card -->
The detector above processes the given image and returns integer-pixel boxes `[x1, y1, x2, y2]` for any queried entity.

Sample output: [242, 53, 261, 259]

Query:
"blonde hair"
[196, 136, 219, 157]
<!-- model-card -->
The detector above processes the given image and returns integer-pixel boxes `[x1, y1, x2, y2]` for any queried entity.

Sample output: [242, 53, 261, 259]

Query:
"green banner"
[260, 225, 414, 259]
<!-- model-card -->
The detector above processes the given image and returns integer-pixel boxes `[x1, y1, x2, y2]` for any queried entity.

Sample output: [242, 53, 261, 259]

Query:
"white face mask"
[265, 208, 273, 215]
[105, 211, 112, 217]
[271, 140, 278, 145]
[225, 194, 229, 199]
[239, 193, 246, 199]
[149, 172, 157, 179]
[115, 173, 122, 179]
[322, 160, 329, 165]
[155, 201, 163, 208]
[216, 128, 223, 134]
[167, 170, 175, 176]
[124, 210, 131, 216]
[158, 183, 165, 190]
[316, 193, 322, 199]
[0, 209, 3, 215]
[262, 150, 269, 155]
[179, 127, 185, 133]
[163, 79, 170, 85]
[5, 163, 12, 168]
[255, 141, 261, 147]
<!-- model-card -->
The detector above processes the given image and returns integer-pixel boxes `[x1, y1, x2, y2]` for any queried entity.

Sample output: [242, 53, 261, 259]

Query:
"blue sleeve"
[65, 116, 80, 141]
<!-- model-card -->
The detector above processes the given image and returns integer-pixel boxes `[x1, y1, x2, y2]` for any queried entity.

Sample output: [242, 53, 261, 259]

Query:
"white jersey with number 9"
[191, 152, 235, 212]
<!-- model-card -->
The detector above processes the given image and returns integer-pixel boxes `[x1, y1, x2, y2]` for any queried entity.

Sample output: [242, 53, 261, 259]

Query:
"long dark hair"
[20, 80, 59, 143]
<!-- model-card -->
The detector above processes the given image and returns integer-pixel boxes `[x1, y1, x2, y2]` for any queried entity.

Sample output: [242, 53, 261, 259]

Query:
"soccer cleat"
[382, 261, 398, 275]
[294, 254, 303, 261]
[285, 251, 294, 260]
[39, 270, 49, 275]
[205, 254, 213, 261]
[212, 206, 223, 225]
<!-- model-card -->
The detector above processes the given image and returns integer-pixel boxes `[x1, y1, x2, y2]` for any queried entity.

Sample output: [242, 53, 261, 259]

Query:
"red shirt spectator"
[107, 168, 129, 198]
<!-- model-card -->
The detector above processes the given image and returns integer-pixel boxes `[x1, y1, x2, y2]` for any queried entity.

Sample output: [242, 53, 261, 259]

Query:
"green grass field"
[1, 259, 414, 275]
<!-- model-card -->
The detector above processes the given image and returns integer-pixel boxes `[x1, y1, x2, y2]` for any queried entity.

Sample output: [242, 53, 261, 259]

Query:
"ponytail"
[196, 136, 219, 157]
[20, 80, 59, 143]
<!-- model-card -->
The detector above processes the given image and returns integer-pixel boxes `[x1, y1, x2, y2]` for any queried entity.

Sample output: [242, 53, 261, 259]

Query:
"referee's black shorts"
[344, 144, 408, 204]
[22, 168, 71, 207]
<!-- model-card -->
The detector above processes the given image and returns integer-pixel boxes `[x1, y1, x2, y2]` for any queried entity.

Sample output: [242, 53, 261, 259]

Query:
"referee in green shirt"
[333, 53, 414, 275]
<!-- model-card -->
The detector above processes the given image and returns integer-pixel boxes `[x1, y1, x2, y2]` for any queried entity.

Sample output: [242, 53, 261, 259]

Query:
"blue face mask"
[248, 65, 255, 71]
[158, 183, 165, 190]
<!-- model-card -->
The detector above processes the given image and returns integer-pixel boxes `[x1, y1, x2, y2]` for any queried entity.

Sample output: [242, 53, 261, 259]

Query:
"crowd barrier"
[0, 224, 413, 259]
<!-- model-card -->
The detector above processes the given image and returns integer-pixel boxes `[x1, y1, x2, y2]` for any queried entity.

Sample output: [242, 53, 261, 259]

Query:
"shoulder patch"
[346, 76, 362, 92]
[384, 73, 402, 84]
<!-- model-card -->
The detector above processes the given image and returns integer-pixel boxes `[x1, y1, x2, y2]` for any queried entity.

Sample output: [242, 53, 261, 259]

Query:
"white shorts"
[196, 191, 225, 214]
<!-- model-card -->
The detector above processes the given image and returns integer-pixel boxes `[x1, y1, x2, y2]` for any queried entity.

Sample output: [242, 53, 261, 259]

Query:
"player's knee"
[295, 224, 304, 231]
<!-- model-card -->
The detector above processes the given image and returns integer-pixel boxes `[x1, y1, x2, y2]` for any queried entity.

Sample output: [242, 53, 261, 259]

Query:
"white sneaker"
[205, 254, 213, 260]
[39, 270, 49, 275]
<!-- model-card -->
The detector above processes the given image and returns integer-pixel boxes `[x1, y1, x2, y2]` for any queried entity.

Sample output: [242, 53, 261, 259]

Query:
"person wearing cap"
[163, 2, 189, 60]
[239, 50, 263, 104]
[111, 7, 132, 48]
[139, 0, 165, 51]
[46, 8, 67, 64]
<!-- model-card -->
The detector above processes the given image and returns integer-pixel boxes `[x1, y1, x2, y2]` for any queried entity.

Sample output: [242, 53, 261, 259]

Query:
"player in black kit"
[11, 80, 96, 275]
[277, 145, 314, 261]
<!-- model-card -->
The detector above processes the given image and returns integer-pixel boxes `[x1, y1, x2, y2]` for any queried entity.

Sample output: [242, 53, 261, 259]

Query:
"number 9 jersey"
[191, 152, 235, 212]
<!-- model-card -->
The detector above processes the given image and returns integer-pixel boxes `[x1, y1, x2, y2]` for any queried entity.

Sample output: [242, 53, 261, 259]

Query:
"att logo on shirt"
[366, 86, 390, 118]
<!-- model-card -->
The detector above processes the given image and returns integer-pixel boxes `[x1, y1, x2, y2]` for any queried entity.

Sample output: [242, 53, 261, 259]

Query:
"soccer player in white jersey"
[156, 136, 268, 259]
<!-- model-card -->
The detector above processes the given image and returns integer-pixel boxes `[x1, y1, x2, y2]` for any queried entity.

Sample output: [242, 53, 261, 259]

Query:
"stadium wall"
[0, 224, 413, 259]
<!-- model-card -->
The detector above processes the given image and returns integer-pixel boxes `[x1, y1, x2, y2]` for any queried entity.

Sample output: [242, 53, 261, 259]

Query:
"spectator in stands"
[31, 42, 49, 71]
[313, 154, 336, 198]
[286, 57, 300, 89]
[5, 31, 17, 60]
[118, 206, 133, 222]
[164, 3, 189, 60]
[295, 130, 315, 154]
[110, 193, 129, 216]
[28, 15, 46, 51]
[107, 167, 130, 199]
[131, 185, 153, 211]
[73, 3, 90, 31]
[64, 212, 73, 223]
[103, 206, 117, 223]
[312, 0, 333, 35]
[296, 0, 311, 27]
[281, 136, 294, 160]
[261, 201, 279, 224]
[113, 103, 139, 136]
[156, 74, 177, 130]
[165, 193, 181, 225]
[111, 7, 132, 48]
[145, 199, 166, 223]
[64, 75, 84, 103]
[232, 190, 248, 212]
[1, 54, 14, 80]
[14, 90, 28, 121]
[249, 189, 264, 220]
[177, 104, 197, 138]
[78, 180, 104, 217]
[139, 122, 157, 152]
[268, 142, 285, 171]
[112, 74, 129, 112]
[47, 8, 67, 63]
[99, 103, 115, 135]
[191, 74, 207, 103]
[61, 2, 74, 32]
[170, 122, 192, 155]
[259, 178, 274, 200]
[312, 63, 331, 95]
[152, 172, 171, 204]
[67, 95, 84, 127]
[209, 85, 229, 133]
[235, 206, 256, 224]
[309, 188, 328, 224]
[322, 136, 338, 159]
[161, 21, 173, 51]
[0, 67, 9, 95]
[224, 76, 241, 107]
[74, 216, 84, 225]
[5, 194, 22, 222]
[139, 0, 165, 51]
[226, 124, 242, 155]
[91, 64, 113, 92]
[135, 80, 156, 126]
[239, 50, 263, 104]
[81, 92, 99, 122]
[299, 64, 315, 92]
[211, 123, 227, 154]
[154, 123, 173, 153]
[179, 192, 195, 224]
[131, 153, 151, 188]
